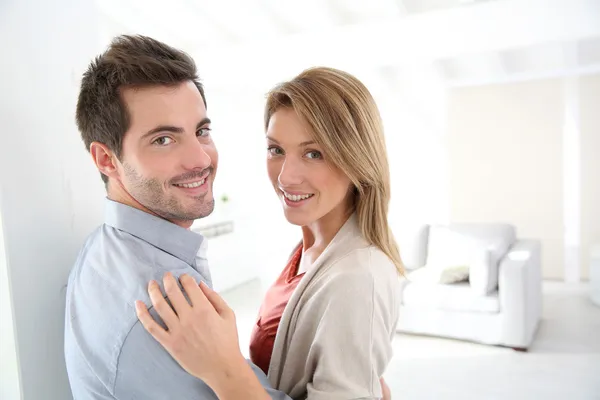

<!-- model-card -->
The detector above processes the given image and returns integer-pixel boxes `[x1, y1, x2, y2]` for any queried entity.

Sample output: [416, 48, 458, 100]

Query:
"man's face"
[116, 81, 218, 225]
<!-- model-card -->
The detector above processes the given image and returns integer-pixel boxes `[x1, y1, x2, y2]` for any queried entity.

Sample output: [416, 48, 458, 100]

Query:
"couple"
[64, 34, 403, 400]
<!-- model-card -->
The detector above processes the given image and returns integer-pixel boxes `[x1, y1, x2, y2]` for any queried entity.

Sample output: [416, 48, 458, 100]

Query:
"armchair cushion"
[468, 248, 496, 295]
[408, 263, 469, 284]
[422, 226, 493, 286]
[402, 281, 500, 313]
[436, 224, 517, 295]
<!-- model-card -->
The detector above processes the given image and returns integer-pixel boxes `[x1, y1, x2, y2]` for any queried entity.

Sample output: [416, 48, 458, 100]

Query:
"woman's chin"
[283, 210, 313, 227]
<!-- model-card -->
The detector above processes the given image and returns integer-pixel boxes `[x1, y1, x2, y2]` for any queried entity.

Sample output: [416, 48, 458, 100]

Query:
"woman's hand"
[135, 273, 246, 387]
[380, 377, 392, 400]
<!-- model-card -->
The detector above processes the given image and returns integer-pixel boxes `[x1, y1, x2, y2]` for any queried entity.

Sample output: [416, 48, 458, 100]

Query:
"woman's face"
[266, 108, 352, 227]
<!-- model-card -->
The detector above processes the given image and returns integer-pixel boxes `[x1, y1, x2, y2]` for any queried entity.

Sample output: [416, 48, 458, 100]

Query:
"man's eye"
[198, 127, 211, 137]
[153, 137, 174, 146]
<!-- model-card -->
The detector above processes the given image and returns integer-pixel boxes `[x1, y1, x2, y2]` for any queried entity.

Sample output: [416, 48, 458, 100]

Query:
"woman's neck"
[299, 202, 352, 272]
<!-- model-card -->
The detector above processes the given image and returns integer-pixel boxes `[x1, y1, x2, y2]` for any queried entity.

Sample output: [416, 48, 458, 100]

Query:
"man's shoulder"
[67, 223, 158, 331]
[67, 222, 206, 333]
[79, 223, 152, 258]
[65, 224, 166, 395]
[73, 223, 155, 278]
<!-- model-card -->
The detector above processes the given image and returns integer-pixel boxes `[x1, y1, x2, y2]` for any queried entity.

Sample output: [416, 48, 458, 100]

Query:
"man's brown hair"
[75, 34, 206, 184]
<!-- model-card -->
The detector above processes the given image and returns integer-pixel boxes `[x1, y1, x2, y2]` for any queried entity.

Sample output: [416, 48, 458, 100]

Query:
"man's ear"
[89, 142, 120, 181]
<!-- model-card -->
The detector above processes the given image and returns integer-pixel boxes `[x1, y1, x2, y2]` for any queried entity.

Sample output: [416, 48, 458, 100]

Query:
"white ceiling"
[96, 0, 600, 90]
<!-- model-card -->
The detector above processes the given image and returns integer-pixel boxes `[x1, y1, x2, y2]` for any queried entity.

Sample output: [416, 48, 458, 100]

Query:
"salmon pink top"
[249, 245, 305, 375]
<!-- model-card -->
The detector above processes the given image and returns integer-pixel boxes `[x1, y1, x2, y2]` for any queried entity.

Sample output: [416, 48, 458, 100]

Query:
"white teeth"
[176, 179, 205, 188]
[283, 192, 313, 202]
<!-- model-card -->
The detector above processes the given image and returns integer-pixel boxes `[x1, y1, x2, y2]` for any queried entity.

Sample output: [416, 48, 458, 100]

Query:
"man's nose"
[181, 138, 212, 171]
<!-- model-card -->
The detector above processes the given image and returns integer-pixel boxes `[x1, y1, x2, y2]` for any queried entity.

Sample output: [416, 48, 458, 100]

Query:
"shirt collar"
[104, 199, 206, 266]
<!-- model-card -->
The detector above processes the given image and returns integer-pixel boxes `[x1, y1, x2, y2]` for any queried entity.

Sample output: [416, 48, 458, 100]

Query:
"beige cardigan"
[267, 214, 401, 400]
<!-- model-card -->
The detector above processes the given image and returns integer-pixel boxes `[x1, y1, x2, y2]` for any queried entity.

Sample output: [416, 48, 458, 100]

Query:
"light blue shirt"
[64, 199, 289, 399]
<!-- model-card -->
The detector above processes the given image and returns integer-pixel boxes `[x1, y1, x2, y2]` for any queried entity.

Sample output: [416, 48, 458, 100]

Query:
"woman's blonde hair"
[264, 67, 404, 275]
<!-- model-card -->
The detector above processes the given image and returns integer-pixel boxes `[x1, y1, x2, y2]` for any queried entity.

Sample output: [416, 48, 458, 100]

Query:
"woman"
[136, 67, 403, 399]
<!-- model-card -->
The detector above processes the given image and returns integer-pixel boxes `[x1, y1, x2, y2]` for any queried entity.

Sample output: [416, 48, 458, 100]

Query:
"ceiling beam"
[446, 64, 600, 88]
[96, 0, 600, 89]
[193, 0, 600, 85]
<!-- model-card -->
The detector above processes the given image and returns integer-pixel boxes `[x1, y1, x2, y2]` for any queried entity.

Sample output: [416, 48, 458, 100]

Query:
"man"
[64, 34, 289, 399]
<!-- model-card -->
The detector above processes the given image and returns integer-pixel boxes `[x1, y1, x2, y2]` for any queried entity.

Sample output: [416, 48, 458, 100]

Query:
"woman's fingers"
[380, 377, 392, 400]
[199, 280, 233, 317]
[162, 272, 191, 315]
[135, 275, 243, 383]
[147, 280, 179, 330]
[179, 274, 211, 311]
[135, 300, 170, 346]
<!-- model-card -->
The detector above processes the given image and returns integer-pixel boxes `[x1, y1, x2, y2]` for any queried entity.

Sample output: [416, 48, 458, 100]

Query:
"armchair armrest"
[498, 239, 542, 348]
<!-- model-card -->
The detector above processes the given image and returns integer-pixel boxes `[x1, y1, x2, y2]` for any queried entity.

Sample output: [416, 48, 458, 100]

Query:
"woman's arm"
[300, 266, 396, 399]
[135, 273, 290, 400]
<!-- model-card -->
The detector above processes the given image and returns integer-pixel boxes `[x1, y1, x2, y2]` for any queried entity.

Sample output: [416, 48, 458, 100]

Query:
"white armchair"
[396, 223, 542, 350]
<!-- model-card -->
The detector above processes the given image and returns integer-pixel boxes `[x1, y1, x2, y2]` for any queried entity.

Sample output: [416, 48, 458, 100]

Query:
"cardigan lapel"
[267, 213, 366, 387]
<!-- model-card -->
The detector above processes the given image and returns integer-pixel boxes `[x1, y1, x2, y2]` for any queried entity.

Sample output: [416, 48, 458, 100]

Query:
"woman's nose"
[278, 158, 303, 187]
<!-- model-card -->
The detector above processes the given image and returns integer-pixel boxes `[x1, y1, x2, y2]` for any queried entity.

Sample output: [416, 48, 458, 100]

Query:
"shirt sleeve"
[114, 317, 291, 400]
[304, 264, 395, 400]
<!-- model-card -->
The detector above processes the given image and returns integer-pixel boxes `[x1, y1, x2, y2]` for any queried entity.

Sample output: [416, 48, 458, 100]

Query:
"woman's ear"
[89, 142, 120, 181]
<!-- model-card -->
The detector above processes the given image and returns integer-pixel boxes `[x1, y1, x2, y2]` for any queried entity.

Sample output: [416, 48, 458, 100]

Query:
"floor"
[222, 280, 600, 400]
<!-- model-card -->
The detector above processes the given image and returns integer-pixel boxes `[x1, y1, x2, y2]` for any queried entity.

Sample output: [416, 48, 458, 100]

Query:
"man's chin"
[190, 202, 215, 220]
[192, 210, 214, 220]
[158, 204, 215, 225]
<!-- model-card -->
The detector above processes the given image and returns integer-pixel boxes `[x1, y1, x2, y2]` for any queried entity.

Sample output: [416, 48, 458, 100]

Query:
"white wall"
[373, 65, 450, 263]
[579, 74, 600, 280]
[0, 199, 21, 400]
[447, 78, 565, 279]
[447, 74, 600, 281]
[0, 1, 106, 398]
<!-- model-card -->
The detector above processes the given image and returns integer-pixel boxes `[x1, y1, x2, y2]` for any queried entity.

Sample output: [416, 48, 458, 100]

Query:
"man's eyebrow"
[197, 117, 211, 128]
[142, 118, 211, 139]
[142, 125, 183, 139]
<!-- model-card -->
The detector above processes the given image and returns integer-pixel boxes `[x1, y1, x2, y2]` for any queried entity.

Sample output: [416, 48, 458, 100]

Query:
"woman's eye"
[267, 146, 283, 155]
[198, 127, 211, 137]
[153, 136, 174, 146]
[306, 150, 322, 159]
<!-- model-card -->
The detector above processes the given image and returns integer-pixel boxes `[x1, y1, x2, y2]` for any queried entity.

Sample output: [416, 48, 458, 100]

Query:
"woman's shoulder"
[313, 245, 400, 295]
[301, 246, 400, 325]
[331, 245, 397, 276]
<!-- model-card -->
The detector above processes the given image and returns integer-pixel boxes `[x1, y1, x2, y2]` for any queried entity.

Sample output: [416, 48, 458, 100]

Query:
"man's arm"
[115, 319, 289, 400]
[114, 320, 218, 399]
[134, 274, 292, 400]
[203, 357, 289, 400]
